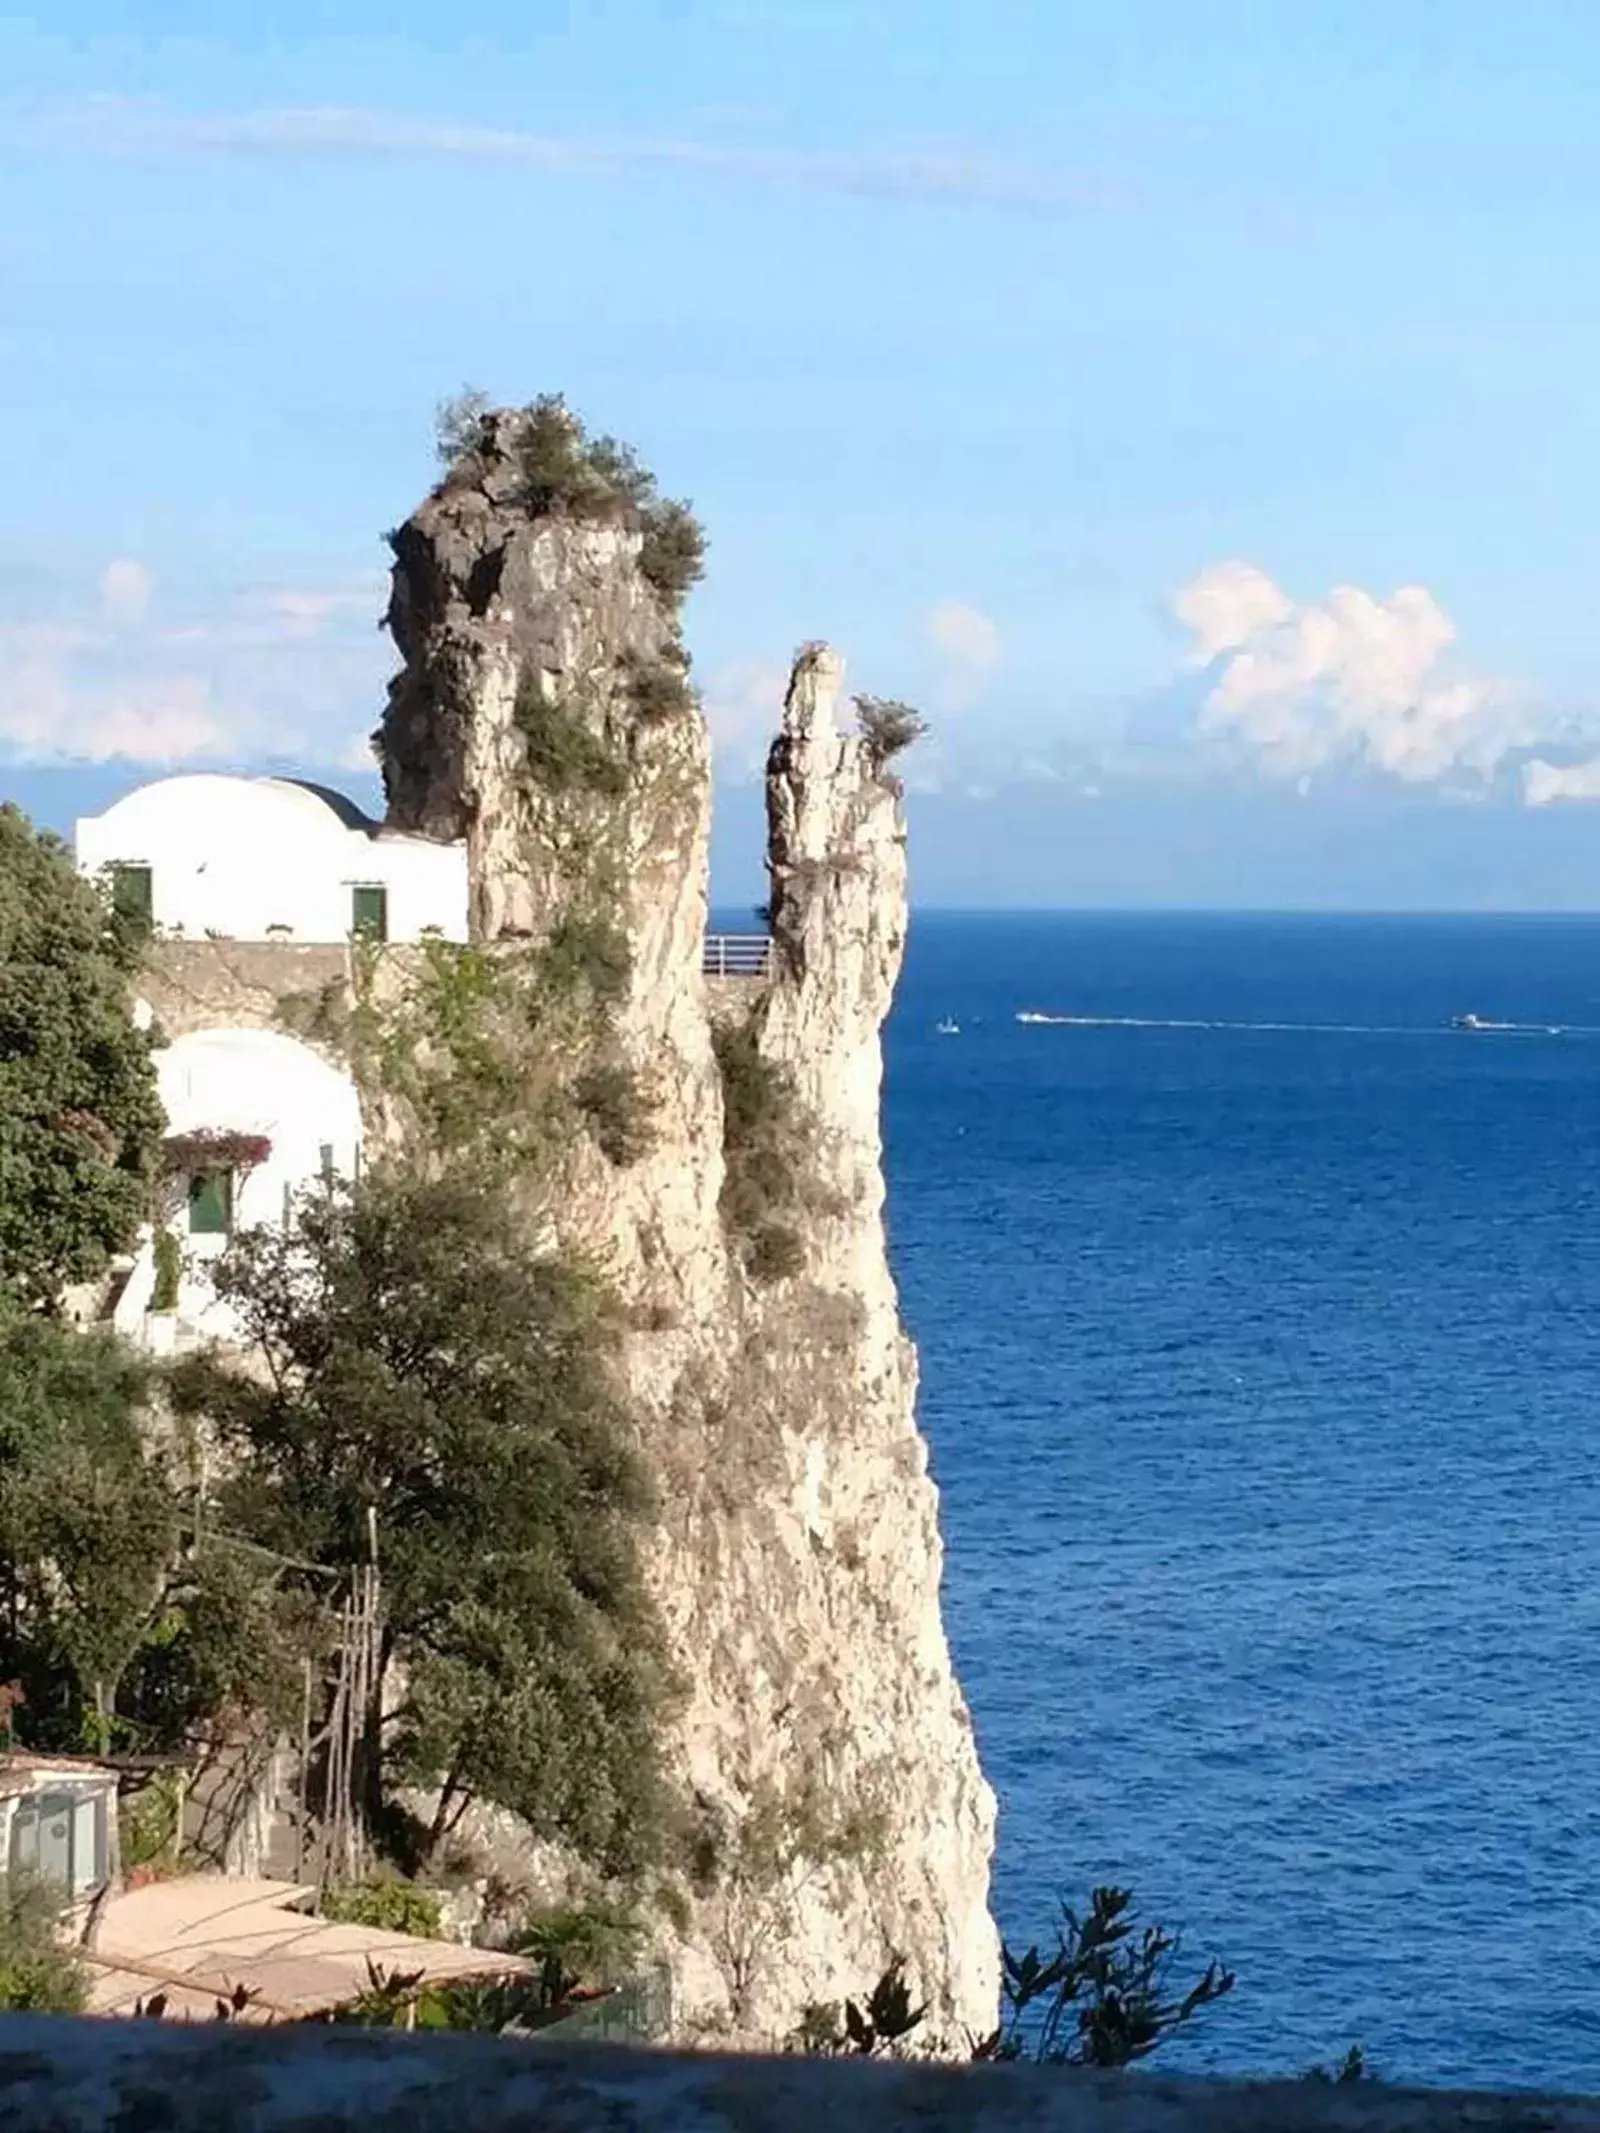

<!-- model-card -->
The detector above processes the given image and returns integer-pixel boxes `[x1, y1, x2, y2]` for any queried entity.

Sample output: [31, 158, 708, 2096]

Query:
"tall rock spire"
[374, 404, 996, 2041]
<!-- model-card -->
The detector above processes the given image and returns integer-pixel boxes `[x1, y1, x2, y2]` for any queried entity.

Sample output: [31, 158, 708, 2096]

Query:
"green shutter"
[351, 885, 388, 942]
[187, 1170, 232, 1236]
[110, 863, 153, 924]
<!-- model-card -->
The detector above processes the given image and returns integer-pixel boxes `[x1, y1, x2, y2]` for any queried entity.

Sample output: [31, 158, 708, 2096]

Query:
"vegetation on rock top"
[854, 694, 928, 779]
[434, 388, 706, 606]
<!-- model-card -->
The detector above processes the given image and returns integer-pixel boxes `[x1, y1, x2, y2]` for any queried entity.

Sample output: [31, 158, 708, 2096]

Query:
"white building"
[112, 1028, 367, 1351]
[75, 773, 467, 944]
[71, 773, 462, 1351]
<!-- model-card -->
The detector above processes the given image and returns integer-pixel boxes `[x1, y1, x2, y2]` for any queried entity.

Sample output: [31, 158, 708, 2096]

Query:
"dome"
[86, 773, 376, 847]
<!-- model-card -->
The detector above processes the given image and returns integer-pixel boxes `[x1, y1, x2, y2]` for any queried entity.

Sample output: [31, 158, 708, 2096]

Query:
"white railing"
[703, 934, 772, 979]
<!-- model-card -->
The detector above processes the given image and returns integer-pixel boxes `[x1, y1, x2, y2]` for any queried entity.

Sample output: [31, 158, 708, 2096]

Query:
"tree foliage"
[433, 390, 705, 606]
[0, 1308, 174, 1747]
[853, 696, 928, 775]
[0, 804, 162, 1310]
[802, 1886, 1233, 2068]
[172, 1170, 671, 1873]
[0, 1306, 299, 1758]
[976, 1884, 1234, 2067]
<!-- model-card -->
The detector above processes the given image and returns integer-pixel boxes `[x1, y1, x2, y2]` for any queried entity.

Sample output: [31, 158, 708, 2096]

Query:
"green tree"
[0, 1306, 296, 1759]
[0, 804, 162, 1310]
[173, 1171, 670, 1874]
[0, 1309, 176, 1748]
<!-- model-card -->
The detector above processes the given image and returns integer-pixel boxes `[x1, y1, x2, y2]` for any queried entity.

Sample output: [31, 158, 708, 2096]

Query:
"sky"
[7, 2, 1600, 907]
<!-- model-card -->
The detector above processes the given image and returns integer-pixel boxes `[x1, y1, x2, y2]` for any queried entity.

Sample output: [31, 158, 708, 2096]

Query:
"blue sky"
[7, 1, 1600, 905]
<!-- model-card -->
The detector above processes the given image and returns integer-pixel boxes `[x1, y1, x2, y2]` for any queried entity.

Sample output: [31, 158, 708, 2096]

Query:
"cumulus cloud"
[99, 558, 153, 626]
[700, 660, 789, 781]
[1173, 560, 1530, 786]
[0, 564, 389, 766]
[1522, 757, 1600, 806]
[923, 600, 1002, 712]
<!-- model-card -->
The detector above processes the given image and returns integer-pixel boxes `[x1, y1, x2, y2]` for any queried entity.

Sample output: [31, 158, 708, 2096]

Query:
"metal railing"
[702, 934, 772, 979]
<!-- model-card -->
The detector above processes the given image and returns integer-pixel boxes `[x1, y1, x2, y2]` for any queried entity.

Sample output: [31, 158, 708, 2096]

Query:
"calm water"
[885, 913, 1600, 2090]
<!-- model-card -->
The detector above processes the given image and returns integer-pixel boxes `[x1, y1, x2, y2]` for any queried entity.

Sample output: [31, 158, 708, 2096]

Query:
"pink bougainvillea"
[159, 1129, 273, 1178]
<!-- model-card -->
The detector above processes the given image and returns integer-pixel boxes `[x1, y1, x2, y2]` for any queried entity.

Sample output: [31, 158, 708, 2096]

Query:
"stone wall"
[139, 941, 353, 1045]
[0, 2024, 1589, 2132]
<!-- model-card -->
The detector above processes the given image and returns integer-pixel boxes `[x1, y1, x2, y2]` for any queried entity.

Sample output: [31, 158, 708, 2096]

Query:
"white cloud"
[18, 98, 1113, 214]
[700, 660, 789, 781]
[1173, 560, 1531, 786]
[99, 558, 153, 626]
[259, 587, 378, 640]
[1522, 756, 1600, 806]
[1172, 560, 1292, 662]
[923, 600, 1002, 712]
[0, 563, 388, 766]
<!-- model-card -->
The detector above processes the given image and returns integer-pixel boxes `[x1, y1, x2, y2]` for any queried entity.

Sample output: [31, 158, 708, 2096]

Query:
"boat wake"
[1016, 1010, 1577, 1038]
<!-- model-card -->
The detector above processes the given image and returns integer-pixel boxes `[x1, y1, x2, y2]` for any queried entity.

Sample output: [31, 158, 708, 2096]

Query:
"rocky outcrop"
[375, 409, 997, 2043]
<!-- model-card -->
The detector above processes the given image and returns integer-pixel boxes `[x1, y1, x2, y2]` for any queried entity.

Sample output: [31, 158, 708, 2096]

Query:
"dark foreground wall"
[0, 2023, 1592, 2132]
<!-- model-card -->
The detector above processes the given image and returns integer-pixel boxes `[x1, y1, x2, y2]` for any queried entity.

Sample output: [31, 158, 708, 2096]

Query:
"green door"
[110, 863, 153, 925]
[351, 884, 388, 942]
[188, 1170, 233, 1236]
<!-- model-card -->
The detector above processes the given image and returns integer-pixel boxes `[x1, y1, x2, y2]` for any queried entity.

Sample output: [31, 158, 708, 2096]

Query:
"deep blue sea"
[884, 912, 1600, 2092]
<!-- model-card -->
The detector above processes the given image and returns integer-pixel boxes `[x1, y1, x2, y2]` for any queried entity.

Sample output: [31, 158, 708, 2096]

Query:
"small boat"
[936, 1017, 960, 1036]
[1451, 1012, 1512, 1032]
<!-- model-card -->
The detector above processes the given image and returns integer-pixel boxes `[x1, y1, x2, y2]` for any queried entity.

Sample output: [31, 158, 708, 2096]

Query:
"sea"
[883, 911, 1600, 2091]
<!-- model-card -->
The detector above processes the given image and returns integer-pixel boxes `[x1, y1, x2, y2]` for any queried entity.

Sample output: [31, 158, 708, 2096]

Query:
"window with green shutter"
[109, 863, 153, 925]
[351, 885, 388, 942]
[187, 1170, 232, 1236]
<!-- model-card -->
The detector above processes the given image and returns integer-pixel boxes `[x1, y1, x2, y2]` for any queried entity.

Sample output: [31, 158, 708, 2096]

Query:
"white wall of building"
[114, 1027, 365, 1350]
[75, 774, 467, 943]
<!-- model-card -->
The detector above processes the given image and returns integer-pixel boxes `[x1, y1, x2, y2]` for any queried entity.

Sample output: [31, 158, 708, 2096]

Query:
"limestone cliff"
[375, 406, 997, 2041]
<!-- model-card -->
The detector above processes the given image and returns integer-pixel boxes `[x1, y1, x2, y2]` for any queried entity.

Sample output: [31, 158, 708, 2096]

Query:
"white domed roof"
[85, 773, 377, 844]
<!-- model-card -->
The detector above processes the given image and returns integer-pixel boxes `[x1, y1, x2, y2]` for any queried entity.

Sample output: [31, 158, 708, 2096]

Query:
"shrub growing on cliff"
[637, 497, 706, 604]
[625, 652, 695, 724]
[538, 913, 633, 1008]
[854, 695, 927, 776]
[172, 1171, 672, 1874]
[434, 386, 493, 468]
[712, 1021, 807, 1286]
[573, 1064, 653, 1167]
[0, 803, 162, 1311]
[513, 674, 629, 798]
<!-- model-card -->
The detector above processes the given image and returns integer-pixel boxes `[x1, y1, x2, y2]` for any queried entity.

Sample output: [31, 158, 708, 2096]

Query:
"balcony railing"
[702, 934, 772, 979]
